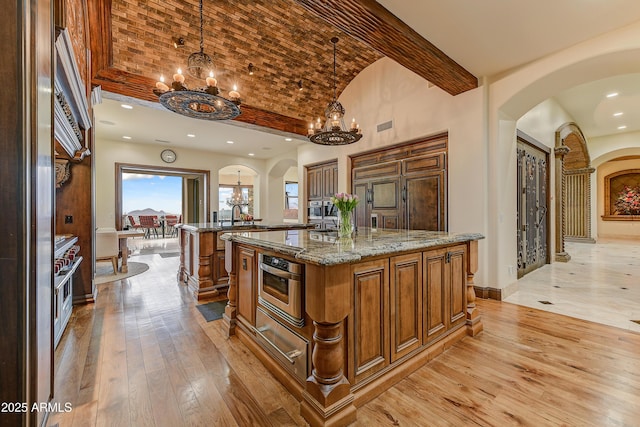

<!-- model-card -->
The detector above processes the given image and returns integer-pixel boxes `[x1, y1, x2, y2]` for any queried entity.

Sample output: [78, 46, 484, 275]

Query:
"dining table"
[116, 229, 145, 272]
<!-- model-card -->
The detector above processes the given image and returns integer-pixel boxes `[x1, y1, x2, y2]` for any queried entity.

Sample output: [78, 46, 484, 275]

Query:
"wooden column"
[554, 146, 571, 262]
[465, 240, 483, 336]
[301, 263, 356, 427]
[223, 240, 238, 337]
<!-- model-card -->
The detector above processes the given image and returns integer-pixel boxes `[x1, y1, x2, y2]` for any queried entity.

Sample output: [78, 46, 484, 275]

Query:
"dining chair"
[138, 215, 159, 238]
[95, 228, 119, 274]
[165, 214, 179, 237]
[128, 215, 144, 232]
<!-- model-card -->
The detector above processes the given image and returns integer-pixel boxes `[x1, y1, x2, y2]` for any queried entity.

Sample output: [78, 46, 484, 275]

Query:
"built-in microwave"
[258, 254, 304, 327]
[308, 200, 323, 220]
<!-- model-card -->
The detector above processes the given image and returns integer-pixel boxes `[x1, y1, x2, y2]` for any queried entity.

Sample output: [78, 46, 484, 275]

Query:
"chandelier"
[226, 171, 250, 208]
[308, 37, 362, 145]
[152, 0, 241, 121]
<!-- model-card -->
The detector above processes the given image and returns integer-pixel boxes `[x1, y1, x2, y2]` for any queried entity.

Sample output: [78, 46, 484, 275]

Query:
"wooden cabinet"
[353, 161, 402, 231]
[350, 259, 389, 384]
[307, 167, 323, 200]
[306, 160, 338, 228]
[423, 244, 466, 343]
[389, 253, 423, 362]
[236, 246, 257, 326]
[322, 163, 338, 198]
[403, 153, 446, 231]
[351, 137, 448, 231]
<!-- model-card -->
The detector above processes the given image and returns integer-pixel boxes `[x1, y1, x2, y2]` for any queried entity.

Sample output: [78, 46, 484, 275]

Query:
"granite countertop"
[221, 228, 484, 266]
[175, 222, 316, 232]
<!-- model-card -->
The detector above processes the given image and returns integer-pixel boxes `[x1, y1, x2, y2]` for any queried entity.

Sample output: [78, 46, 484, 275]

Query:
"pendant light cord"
[199, 0, 204, 53]
[332, 37, 338, 101]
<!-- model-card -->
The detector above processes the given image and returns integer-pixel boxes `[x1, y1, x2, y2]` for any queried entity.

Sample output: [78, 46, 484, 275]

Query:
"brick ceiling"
[110, 0, 383, 123]
[90, 0, 477, 135]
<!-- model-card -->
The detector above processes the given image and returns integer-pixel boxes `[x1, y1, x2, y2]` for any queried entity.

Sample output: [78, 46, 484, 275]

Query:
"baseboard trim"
[474, 286, 502, 300]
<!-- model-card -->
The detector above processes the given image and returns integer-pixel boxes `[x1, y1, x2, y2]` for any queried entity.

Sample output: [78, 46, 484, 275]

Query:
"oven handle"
[259, 263, 300, 280]
[256, 326, 304, 364]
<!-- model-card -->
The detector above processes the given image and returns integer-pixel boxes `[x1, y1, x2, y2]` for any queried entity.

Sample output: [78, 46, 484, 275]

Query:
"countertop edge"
[222, 231, 484, 266]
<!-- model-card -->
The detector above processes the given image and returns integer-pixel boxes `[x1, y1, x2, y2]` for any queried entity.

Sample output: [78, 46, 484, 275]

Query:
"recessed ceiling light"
[606, 92, 619, 98]
[226, 140, 234, 144]
[121, 104, 133, 109]
[122, 136, 132, 140]
[618, 125, 627, 130]
[248, 153, 255, 156]
[613, 112, 624, 117]
[262, 147, 272, 150]
[285, 138, 292, 142]
[187, 134, 195, 138]
[99, 120, 116, 125]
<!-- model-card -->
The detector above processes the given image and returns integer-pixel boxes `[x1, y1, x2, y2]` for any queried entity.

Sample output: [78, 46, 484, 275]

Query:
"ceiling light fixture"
[298, 80, 303, 91]
[613, 112, 624, 117]
[618, 125, 627, 130]
[606, 92, 619, 98]
[187, 133, 195, 137]
[121, 104, 133, 109]
[122, 136, 132, 140]
[172, 36, 185, 49]
[152, 0, 241, 121]
[248, 63, 254, 75]
[308, 37, 362, 146]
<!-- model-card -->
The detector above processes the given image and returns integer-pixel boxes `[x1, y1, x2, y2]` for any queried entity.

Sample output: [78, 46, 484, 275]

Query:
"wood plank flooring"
[48, 245, 640, 426]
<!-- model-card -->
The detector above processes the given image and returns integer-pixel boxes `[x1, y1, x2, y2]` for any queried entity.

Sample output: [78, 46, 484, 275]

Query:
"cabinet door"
[350, 259, 389, 383]
[390, 253, 422, 362]
[447, 245, 467, 329]
[402, 153, 446, 231]
[353, 181, 369, 230]
[237, 247, 256, 326]
[404, 170, 446, 231]
[322, 163, 338, 198]
[423, 248, 447, 342]
[307, 167, 322, 200]
[371, 178, 402, 229]
[423, 245, 467, 343]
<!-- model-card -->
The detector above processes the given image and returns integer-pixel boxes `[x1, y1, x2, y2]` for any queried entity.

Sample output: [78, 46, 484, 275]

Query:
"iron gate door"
[517, 140, 549, 278]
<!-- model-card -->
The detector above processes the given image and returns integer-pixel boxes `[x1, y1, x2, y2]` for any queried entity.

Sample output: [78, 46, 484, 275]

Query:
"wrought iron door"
[517, 141, 549, 278]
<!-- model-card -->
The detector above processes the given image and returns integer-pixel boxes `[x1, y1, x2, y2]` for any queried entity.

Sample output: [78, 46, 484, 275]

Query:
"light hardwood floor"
[48, 238, 640, 426]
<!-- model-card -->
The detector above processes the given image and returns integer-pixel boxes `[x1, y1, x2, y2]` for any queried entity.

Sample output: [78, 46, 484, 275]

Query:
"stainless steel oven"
[323, 200, 338, 220]
[308, 200, 323, 220]
[258, 254, 304, 327]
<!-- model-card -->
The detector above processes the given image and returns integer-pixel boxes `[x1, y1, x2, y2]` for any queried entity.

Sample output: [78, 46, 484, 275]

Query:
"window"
[284, 181, 298, 219]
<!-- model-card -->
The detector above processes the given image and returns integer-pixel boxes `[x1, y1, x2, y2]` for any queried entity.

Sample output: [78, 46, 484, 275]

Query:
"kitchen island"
[221, 228, 484, 427]
[175, 222, 315, 300]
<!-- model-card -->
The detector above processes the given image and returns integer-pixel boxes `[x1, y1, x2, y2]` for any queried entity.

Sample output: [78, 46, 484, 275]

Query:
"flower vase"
[338, 209, 354, 239]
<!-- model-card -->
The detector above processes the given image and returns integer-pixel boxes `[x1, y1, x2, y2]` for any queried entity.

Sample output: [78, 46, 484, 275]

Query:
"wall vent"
[377, 120, 393, 132]
[155, 139, 171, 144]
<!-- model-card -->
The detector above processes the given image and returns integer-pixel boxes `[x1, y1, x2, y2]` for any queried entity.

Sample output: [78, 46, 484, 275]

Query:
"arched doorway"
[554, 122, 595, 262]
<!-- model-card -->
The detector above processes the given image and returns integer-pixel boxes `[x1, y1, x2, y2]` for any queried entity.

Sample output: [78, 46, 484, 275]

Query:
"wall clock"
[161, 149, 177, 163]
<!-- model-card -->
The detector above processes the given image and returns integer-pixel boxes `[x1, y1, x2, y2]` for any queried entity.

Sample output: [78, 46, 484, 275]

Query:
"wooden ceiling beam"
[293, 0, 478, 95]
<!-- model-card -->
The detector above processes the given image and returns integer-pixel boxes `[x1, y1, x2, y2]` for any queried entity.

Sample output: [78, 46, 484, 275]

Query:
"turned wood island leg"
[301, 263, 356, 427]
[222, 240, 237, 337]
[466, 240, 483, 336]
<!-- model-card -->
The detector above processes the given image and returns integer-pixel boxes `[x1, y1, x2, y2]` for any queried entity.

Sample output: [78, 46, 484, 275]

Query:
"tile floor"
[505, 238, 640, 333]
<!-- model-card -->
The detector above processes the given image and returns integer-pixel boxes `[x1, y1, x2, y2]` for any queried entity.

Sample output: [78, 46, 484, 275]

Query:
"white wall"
[299, 57, 488, 286]
[95, 138, 271, 228]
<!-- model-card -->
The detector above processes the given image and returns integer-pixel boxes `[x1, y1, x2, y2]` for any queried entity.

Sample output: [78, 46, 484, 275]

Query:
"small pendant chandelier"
[308, 37, 362, 146]
[152, 0, 241, 121]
